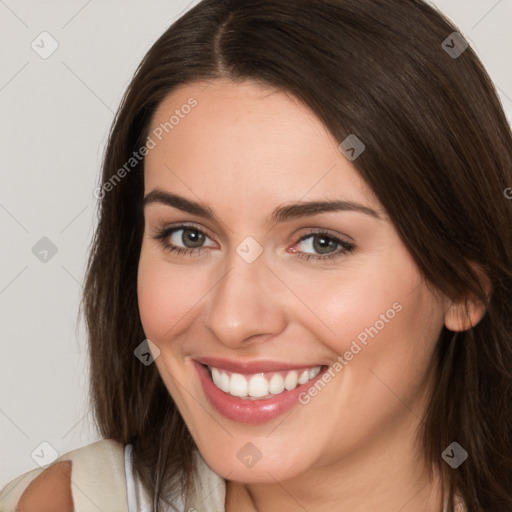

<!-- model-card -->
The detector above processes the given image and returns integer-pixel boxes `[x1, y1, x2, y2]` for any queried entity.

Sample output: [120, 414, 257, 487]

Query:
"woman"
[1, 0, 511, 511]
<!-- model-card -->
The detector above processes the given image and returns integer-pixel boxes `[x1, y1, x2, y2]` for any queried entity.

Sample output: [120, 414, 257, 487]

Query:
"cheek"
[137, 247, 206, 341]
[288, 249, 443, 362]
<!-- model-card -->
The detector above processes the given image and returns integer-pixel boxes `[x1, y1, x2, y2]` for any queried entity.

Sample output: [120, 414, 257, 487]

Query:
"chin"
[199, 442, 313, 484]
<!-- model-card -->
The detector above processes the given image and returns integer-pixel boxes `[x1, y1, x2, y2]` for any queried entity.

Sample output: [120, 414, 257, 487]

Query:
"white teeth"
[219, 371, 230, 393]
[298, 369, 310, 385]
[211, 367, 230, 393]
[230, 373, 248, 397]
[309, 367, 321, 379]
[208, 365, 322, 399]
[211, 367, 222, 388]
[284, 370, 298, 391]
[269, 373, 285, 394]
[248, 375, 268, 397]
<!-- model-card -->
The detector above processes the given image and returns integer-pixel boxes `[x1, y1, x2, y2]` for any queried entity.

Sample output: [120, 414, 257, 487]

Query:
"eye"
[152, 224, 215, 256]
[151, 224, 355, 262]
[291, 230, 355, 261]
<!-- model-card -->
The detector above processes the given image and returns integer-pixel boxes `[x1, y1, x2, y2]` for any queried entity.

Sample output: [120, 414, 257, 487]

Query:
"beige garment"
[185, 448, 226, 512]
[0, 439, 129, 512]
[0, 438, 226, 512]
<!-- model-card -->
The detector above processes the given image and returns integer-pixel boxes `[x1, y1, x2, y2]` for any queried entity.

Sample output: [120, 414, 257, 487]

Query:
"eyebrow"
[142, 188, 381, 224]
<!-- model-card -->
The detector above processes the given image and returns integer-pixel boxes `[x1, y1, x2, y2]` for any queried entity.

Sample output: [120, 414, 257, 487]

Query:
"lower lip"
[193, 360, 327, 424]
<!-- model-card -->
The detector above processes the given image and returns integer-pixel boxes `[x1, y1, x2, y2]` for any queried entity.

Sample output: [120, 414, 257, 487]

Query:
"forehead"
[144, 78, 378, 211]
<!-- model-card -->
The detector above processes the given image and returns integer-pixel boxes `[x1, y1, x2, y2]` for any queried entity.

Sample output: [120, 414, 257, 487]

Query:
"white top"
[125, 443, 186, 511]
[124, 442, 226, 512]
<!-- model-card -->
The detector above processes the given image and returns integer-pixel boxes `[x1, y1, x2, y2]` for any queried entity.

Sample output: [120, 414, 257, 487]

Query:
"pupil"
[313, 235, 335, 254]
[183, 229, 204, 248]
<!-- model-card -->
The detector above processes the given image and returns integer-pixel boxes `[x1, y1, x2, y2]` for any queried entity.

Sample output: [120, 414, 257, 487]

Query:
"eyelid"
[152, 222, 352, 243]
[152, 222, 355, 261]
[289, 228, 355, 260]
[153, 221, 218, 243]
[295, 226, 354, 243]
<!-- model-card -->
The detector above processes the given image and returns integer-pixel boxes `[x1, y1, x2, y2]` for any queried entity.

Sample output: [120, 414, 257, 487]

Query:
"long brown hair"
[81, 1, 512, 510]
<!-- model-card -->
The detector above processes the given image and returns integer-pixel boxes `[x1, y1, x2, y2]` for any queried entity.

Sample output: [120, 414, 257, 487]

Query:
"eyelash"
[152, 224, 355, 262]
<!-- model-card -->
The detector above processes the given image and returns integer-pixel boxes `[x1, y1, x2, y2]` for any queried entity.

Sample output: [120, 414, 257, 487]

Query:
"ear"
[444, 299, 486, 331]
[444, 264, 491, 332]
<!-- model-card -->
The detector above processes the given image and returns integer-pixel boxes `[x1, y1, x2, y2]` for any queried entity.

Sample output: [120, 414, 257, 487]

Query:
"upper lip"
[194, 356, 324, 374]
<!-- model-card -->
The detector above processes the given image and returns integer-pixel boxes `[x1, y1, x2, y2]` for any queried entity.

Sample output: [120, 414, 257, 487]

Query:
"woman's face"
[137, 78, 448, 483]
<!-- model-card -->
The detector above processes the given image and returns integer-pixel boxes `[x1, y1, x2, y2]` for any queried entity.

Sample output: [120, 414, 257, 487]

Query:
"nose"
[202, 249, 288, 348]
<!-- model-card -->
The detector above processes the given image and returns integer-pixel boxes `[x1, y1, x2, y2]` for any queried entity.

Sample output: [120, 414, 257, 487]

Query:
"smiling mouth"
[204, 364, 325, 400]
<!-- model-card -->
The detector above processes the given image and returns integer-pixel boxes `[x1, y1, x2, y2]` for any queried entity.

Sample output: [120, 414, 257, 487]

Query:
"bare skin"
[137, 78, 484, 511]
[17, 461, 73, 512]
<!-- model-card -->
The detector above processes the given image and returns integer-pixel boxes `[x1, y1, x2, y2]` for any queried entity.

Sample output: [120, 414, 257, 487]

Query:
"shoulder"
[0, 439, 127, 512]
[16, 461, 73, 512]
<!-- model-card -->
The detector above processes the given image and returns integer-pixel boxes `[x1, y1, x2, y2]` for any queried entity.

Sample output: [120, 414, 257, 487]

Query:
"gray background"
[1, 0, 511, 488]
